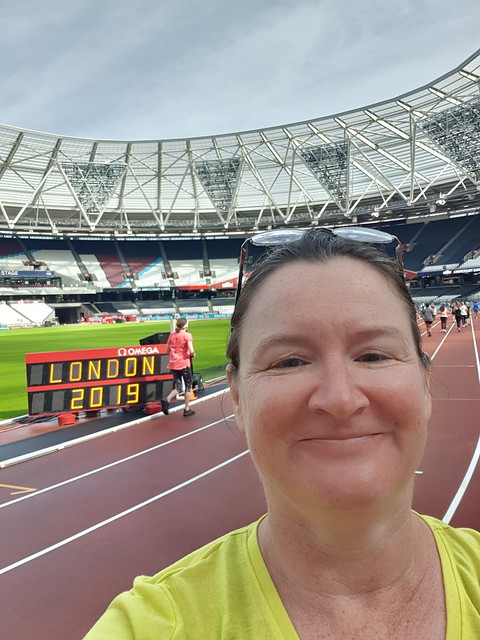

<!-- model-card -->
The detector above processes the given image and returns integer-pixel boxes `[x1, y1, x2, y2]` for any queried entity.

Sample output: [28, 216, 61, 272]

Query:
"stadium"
[1, 46, 480, 639]
[1, 50, 480, 328]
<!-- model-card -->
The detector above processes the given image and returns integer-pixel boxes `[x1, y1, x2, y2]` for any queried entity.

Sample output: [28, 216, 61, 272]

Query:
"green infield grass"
[0, 319, 231, 420]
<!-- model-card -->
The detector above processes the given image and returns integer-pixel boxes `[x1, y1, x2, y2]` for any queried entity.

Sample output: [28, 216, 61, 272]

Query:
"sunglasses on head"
[235, 226, 403, 304]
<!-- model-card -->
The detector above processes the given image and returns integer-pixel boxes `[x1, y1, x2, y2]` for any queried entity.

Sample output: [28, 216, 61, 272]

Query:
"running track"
[0, 318, 478, 639]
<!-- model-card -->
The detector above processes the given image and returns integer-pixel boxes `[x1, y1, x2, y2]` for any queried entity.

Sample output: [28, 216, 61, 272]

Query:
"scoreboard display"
[25, 344, 173, 416]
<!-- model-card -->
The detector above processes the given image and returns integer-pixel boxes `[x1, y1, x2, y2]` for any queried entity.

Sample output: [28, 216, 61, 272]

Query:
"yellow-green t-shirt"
[84, 514, 480, 639]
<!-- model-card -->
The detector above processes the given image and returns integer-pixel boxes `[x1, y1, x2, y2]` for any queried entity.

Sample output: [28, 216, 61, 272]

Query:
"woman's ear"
[420, 352, 432, 390]
[226, 363, 238, 404]
[226, 364, 245, 433]
[420, 351, 432, 368]
[420, 353, 433, 417]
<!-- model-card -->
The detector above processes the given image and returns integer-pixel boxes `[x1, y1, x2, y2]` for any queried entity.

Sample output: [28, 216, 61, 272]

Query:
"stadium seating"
[138, 300, 177, 315]
[176, 298, 210, 314]
[1, 220, 480, 328]
[0, 239, 28, 270]
[211, 298, 235, 315]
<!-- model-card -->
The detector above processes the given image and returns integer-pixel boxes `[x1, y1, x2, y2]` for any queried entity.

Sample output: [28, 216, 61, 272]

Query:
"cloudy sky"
[1, 0, 479, 141]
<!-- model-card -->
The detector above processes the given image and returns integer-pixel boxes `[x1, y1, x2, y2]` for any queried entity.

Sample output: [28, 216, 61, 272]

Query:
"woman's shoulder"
[147, 519, 258, 584]
[420, 513, 480, 543]
[418, 515, 480, 628]
[84, 519, 268, 639]
[419, 514, 480, 576]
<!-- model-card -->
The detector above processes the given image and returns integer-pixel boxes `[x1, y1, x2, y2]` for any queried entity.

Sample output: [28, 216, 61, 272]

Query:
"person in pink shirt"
[161, 317, 196, 417]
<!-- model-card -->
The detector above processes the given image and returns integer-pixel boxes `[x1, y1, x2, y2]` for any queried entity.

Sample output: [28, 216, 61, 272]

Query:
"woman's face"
[228, 257, 431, 514]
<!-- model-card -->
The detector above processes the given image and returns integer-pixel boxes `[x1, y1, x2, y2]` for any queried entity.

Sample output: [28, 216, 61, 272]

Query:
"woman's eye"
[273, 357, 306, 369]
[358, 352, 390, 363]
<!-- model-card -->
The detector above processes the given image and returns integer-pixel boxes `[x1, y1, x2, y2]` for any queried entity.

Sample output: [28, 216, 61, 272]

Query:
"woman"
[437, 303, 449, 332]
[459, 301, 468, 328]
[161, 317, 196, 417]
[85, 230, 479, 638]
[453, 302, 463, 332]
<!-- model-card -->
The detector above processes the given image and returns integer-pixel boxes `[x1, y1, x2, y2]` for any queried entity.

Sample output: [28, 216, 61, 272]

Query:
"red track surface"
[0, 319, 478, 639]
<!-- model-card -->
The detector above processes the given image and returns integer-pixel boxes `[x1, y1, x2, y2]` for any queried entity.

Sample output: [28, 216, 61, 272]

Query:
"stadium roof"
[1, 49, 480, 238]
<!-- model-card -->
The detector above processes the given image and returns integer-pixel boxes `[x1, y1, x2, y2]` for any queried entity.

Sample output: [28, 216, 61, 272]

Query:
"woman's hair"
[175, 317, 188, 332]
[226, 229, 430, 372]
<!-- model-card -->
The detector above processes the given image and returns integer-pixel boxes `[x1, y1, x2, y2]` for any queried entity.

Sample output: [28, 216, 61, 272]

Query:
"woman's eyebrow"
[346, 326, 413, 350]
[254, 327, 408, 353]
[254, 334, 313, 352]
[351, 327, 405, 341]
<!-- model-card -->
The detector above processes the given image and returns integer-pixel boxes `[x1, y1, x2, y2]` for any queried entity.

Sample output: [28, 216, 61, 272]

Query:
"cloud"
[0, 0, 479, 139]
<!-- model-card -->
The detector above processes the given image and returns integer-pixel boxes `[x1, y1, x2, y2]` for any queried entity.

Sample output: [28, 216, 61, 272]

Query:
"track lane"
[0, 417, 245, 570]
[413, 318, 479, 527]
[0, 452, 267, 640]
[0, 391, 231, 503]
[0, 322, 479, 639]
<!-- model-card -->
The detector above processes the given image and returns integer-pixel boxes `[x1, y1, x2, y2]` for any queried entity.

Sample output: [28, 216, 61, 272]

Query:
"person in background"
[85, 230, 479, 638]
[161, 317, 196, 417]
[422, 302, 435, 336]
[459, 301, 468, 328]
[437, 303, 449, 332]
[473, 300, 479, 319]
[452, 302, 463, 332]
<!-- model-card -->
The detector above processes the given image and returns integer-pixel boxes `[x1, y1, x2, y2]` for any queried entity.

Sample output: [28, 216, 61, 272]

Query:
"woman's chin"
[291, 466, 411, 515]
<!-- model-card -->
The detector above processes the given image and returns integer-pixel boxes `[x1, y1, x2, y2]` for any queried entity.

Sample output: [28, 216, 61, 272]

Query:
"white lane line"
[443, 437, 480, 524]
[413, 319, 448, 475]
[433, 365, 476, 368]
[472, 319, 480, 386]
[442, 319, 480, 524]
[0, 414, 235, 510]
[0, 388, 229, 468]
[0, 450, 249, 576]
[430, 322, 455, 361]
[418, 319, 443, 338]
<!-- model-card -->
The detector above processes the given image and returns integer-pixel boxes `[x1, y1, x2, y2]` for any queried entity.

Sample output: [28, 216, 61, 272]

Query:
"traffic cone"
[189, 387, 197, 401]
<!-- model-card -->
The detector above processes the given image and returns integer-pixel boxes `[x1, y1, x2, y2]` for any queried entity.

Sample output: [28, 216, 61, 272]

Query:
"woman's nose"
[307, 360, 369, 420]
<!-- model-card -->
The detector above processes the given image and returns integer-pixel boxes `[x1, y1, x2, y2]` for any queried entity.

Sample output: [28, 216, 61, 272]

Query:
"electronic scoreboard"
[25, 344, 173, 415]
